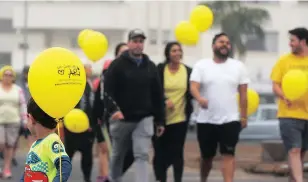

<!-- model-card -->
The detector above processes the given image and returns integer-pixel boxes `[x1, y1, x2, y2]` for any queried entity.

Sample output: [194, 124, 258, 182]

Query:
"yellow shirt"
[24, 133, 68, 181]
[164, 64, 187, 125]
[271, 53, 308, 120]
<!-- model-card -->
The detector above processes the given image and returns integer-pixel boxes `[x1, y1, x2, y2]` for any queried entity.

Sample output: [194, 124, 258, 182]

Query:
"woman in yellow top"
[153, 42, 193, 182]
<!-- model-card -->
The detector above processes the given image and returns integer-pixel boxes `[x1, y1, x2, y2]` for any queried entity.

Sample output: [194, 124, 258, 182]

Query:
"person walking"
[271, 27, 308, 182]
[190, 33, 249, 182]
[0, 66, 27, 179]
[104, 29, 165, 182]
[63, 64, 96, 182]
[93, 42, 137, 182]
[152, 41, 193, 182]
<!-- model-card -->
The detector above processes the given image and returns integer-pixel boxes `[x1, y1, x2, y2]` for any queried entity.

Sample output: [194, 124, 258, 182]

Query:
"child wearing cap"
[20, 98, 72, 182]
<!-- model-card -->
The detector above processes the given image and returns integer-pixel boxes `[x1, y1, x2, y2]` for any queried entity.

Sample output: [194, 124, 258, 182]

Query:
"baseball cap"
[128, 29, 146, 40]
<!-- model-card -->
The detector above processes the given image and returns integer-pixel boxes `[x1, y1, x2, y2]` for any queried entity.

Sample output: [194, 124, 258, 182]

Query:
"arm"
[49, 141, 72, 182]
[270, 59, 288, 100]
[151, 65, 165, 126]
[52, 156, 72, 182]
[189, 64, 203, 101]
[190, 81, 202, 101]
[238, 63, 249, 120]
[18, 87, 27, 125]
[104, 61, 121, 118]
[93, 80, 104, 122]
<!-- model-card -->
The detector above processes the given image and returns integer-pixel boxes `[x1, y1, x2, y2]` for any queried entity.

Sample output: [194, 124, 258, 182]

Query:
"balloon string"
[56, 118, 63, 182]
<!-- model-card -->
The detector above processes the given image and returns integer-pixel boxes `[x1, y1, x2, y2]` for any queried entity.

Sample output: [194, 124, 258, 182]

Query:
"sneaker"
[2, 169, 12, 179]
[96, 176, 109, 182]
[12, 158, 18, 166]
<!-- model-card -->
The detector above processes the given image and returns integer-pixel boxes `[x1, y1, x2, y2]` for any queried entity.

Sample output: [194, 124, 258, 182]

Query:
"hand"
[111, 111, 124, 121]
[197, 97, 208, 108]
[156, 125, 165, 137]
[281, 96, 292, 107]
[88, 127, 93, 132]
[165, 99, 175, 110]
[240, 118, 247, 129]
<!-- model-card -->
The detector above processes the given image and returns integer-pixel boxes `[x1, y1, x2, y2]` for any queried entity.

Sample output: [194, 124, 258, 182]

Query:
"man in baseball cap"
[128, 29, 146, 40]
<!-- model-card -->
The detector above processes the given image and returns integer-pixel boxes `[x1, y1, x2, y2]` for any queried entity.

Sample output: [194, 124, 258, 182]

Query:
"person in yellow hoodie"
[271, 27, 308, 182]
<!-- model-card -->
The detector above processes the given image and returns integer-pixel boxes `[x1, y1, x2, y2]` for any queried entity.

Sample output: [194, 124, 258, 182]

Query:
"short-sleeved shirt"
[271, 53, 308, 120]
[23, 133, 68, 181]
[190, 58, 249, 124]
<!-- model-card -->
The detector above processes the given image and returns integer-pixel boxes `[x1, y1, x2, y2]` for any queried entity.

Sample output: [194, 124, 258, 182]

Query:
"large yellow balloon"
[282, 69, 308, 101]
[28, 47, 86, 119]
[82, 31, 109, 62]
[237, 88, 260, 116]
[190, 5, 214, 32]
[78, 29, 94, 48]
[64, 109, 89, 133]
[175, 21, 199, 46]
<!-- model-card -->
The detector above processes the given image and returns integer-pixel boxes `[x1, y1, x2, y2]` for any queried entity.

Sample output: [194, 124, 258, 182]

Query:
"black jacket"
[104, 51, 165, 125]
[157, 63, 193, 121]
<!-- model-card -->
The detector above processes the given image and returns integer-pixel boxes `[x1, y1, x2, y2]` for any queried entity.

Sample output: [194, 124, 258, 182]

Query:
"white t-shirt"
[190, 58, 250, 125]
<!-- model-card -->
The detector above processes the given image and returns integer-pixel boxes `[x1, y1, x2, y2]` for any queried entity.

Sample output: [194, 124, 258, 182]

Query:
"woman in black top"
[153, 42, 193, 182]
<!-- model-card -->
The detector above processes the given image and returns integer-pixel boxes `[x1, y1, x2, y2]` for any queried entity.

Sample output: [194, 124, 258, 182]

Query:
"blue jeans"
[109, 116, 154, 182]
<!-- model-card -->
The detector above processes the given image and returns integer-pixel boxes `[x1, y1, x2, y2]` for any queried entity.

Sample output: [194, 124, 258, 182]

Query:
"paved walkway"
[3, 152, 288, 182]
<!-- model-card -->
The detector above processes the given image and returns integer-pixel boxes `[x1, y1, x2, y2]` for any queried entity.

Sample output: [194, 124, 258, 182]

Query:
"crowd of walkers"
[1, 27, 308, 182]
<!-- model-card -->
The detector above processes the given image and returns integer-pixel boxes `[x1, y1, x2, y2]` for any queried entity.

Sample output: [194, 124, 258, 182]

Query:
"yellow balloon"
[28, 47, 86, 119]
[237, 88, 260, 116]
[190, 5, 214, 32]
[282, 69, 308, 101]
[82, 31, 109, 62]
[174, 21, 199, 46]
[78, 29, 94, 48]
[64, 109, 89, 133]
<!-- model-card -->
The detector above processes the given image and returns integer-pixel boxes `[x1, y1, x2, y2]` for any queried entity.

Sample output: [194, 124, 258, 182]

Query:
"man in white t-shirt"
[190, 33, 249, 182]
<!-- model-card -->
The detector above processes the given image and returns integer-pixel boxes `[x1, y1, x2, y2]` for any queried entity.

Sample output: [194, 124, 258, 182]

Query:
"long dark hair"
[164, 41, 182, 64]
[114, 42, 127, 57]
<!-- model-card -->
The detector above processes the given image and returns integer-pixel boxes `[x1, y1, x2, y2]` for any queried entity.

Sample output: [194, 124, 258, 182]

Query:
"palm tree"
[200, 1, 270, 59]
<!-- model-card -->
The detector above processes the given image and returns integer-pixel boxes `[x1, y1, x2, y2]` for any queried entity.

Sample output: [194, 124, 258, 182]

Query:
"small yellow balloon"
[28, 47, 86, 118]
[190, 5, 214, 32]
[237, 88, 260, 116]
[282, 69, 308, 101]
[78, 29, 94, 48]
[82, 31, 109, 62]
[174, 21, 199, 46]
[64, 109, 89, 133]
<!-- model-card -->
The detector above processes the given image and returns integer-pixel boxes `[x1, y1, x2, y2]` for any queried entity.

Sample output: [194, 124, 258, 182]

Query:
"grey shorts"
[279, 118, 308, 152]
[0, 124, 21, 147]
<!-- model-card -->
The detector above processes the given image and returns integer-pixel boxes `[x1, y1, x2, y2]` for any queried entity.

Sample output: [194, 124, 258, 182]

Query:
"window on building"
[0, 19, 13, 33]
[245, 31, 278, 52]
[0, 52, 11, 67]
[241, 0, 280, 4]
[149, 29, 157, 45]
[163, 30, 171, 45]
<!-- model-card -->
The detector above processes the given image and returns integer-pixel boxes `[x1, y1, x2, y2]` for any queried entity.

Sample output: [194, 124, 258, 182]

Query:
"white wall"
[0, 0, 307, 78]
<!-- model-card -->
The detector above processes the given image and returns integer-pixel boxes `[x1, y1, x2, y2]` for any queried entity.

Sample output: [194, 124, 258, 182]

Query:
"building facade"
[0, 0, 307, 85]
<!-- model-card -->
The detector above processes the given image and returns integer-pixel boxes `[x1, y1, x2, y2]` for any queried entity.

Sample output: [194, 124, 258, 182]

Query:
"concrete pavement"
[2, 152, 288, 182]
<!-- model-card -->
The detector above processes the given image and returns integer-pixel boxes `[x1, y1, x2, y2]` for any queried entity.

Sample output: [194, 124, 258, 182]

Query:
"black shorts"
[18, 126, 31, 138]
[197, 121, 241, 159]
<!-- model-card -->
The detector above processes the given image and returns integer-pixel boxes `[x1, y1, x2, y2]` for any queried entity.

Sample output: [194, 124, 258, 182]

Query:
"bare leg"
[200, 158, 213, 182]
[98, 142, 109, 176]
[221, 155, 235, 182]
[288, 148, 303, 182]
[3, 147, 14, 171]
